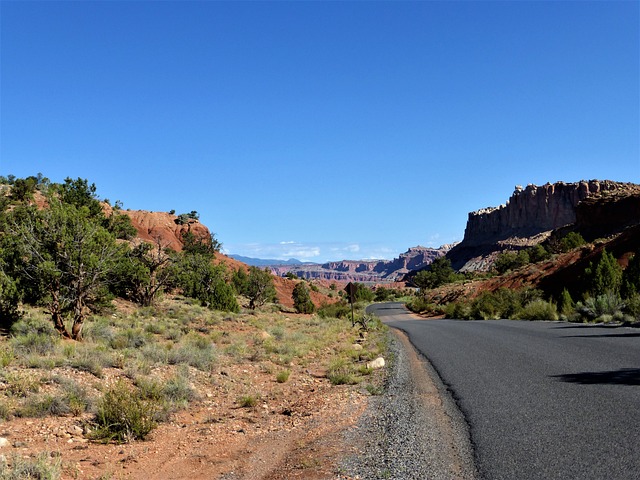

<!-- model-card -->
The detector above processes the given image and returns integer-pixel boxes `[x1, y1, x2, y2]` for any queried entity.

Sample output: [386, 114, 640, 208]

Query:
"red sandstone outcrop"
[121, 210, 211, 252]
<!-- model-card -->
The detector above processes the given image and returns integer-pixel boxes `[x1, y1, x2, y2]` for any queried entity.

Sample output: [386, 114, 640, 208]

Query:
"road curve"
[368, 302, 640, 480]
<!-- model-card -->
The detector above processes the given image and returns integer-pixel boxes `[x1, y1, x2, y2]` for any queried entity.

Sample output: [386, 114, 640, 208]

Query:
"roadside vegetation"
[407, 232, 640, 324]
[0, 175, 389, 476]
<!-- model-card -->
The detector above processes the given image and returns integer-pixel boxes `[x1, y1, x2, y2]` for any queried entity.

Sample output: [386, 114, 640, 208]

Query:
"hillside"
[118, 209, 337, 309]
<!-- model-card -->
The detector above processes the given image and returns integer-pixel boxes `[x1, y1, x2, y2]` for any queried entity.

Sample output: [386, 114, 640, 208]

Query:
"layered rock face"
[271, 245, 453, 282]
[462, 180, 631, 247]
[122, 210, 212, 251]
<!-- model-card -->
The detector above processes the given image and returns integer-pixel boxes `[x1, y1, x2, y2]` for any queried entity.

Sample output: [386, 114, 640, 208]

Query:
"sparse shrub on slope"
[292, 282, 315, 314]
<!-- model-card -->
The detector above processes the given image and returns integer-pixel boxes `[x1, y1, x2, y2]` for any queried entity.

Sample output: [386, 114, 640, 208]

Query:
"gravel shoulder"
[340, 329, 478, 480]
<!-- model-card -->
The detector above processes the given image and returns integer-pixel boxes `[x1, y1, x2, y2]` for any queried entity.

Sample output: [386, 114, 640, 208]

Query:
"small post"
[345, 282, 357, 327]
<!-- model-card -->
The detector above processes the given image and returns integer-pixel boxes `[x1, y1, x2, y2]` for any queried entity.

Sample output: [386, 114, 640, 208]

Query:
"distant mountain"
[228, 255, 313, 267]
[268, 246, 454, 283]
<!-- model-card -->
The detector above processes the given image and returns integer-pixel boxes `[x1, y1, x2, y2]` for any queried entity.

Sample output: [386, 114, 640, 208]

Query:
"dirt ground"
[0, 362, 370, 480]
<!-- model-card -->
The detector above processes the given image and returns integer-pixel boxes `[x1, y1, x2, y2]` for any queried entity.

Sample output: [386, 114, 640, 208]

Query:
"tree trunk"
[50, 285, 71, 339]
[71, 297, 86, 341]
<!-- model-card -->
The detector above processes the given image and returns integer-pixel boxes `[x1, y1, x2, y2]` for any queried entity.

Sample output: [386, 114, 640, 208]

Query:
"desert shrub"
[516, 299, 558, 321]
[0, 451, 62, 480]
[0, 346, 14, 367]
[163, 373, 196, 404]
[55, 377, 92, 416]
[237, 394, 259, 408]
[557, 232, 586, 253]
[622, 250, 640, 299]
[469, 288, 527, 320]
[3, 372, 40, 397]
[446, 288, 543, 320]
[0, 273, 22, 330]
[494, 250, 530, 274]
[292, 283, 315, 314]
[17, 394, 72, 418]
[10, 331, 58, 356]
[0, 400, 10, 421]
[167, 333, 216, 370]
[576, 293, 625, 322]
[527, 244, 551, 263]
[9, 316, 59, 355]
[276, 369, 291, 383]
[444, 301, 472, 319]
[406, 296, 442, 315]
[92, 380, 160, 443]
[317, 301, 350, 319]
[109, 328, 149, 350]
[327, 358, 359, 385]
[558, 288, 575, 317]
[623, 293, 640, 320]
[83, 318, 115, 344]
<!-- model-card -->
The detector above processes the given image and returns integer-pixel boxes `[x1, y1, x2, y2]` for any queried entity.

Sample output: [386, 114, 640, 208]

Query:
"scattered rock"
[366, 357, 385, 370]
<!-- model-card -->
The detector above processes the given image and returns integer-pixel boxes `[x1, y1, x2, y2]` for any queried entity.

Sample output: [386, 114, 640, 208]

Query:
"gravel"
[339, 332, 478, 480]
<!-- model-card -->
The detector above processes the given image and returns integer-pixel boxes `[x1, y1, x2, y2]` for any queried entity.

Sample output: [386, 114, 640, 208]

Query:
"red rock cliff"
[462, 180, 635, 247]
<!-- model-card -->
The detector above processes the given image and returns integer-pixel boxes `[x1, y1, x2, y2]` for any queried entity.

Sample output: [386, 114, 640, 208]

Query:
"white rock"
[352, 344, 363, 351]
[366, 357, 385, 369]
[0, 438, 9, 448]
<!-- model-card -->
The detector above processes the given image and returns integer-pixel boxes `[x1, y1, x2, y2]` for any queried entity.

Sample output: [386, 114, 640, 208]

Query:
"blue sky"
[1, 1, 638, 263]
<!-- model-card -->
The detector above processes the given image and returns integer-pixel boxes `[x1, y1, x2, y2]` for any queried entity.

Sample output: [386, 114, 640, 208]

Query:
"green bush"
[276, 369, 291, 383]
[317, 301, 350, 319]
[0, 451, 62, 480]
[557, 231, 586, 253]
[92, 381, 160, 443]
[327, 358, 359, 385]
[292, 283, 315, 314]
[576, 293, 625, 322]
[17, 394, 72, 418]
[516, 299, 558, 321]
[0, 273, 22, 330]
[585, 249, 623, 297]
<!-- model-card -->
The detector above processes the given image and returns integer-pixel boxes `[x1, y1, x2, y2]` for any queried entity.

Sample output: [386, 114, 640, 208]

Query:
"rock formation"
[270, 245, 453, 282]
[449, 180, 640, 271]
[462, 180, 633, 246]
[121, 210, 211, 252]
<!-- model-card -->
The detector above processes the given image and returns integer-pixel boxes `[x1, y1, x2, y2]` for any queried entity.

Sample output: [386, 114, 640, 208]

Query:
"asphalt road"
[368, 302, 640, 480]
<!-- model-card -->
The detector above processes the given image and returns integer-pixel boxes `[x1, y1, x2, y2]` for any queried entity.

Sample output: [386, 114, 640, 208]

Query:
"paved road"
[368, 302, 640, 480]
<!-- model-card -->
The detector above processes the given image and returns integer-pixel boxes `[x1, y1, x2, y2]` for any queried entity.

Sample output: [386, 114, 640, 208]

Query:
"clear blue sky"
[1, 1, 638, 262]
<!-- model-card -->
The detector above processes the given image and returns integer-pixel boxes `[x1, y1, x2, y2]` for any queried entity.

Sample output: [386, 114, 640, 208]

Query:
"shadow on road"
[562, 332, 640, 338]
[552, 368, 640, 386]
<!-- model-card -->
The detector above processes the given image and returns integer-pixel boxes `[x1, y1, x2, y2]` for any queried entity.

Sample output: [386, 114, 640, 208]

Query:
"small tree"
[8, 199, 122, 339]
[558, 288, 575, 317]
[173, 252, 238, 313]
[622, 250, 640, 299]
[586, 249, 623, 297]
[292, 282, 315, 314]
[414, 257, 457, 289]
[244, 267, 276, 309]
[0, 271, 22, 329]
[113, 238, 174, 307]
